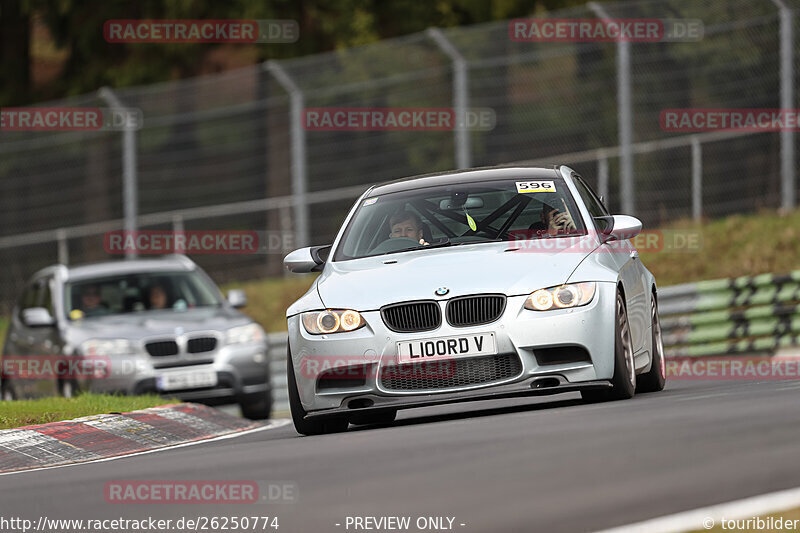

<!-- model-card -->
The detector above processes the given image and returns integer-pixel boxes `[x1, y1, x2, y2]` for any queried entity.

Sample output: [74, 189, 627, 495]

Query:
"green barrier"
[660, 271, 800, 358]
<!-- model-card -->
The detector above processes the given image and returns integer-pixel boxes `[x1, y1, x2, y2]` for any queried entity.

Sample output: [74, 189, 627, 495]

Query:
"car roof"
[31, 256, 197, 283]
[366, 165, 564, 197]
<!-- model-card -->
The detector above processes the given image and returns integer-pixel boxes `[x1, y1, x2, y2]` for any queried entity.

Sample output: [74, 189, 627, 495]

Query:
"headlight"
[302, 310, 365, 334]
[524, 282, 596, 311]
[226, 323, 265, 344]
[80, 339, 136, 356]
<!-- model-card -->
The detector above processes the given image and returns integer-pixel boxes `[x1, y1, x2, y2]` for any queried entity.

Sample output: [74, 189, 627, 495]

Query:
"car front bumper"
[288, 282, 618, 416]
[89, 340, 271, 405]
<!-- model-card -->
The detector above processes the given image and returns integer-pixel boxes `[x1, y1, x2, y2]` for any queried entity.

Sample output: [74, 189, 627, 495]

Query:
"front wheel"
[287, 347, 349, 436]
[582, 290, 636, 403]
[636, 293, 667, 393]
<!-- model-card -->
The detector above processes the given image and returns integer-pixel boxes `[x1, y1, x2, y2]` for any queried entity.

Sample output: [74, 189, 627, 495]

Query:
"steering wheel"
[369, 237, 422, 255]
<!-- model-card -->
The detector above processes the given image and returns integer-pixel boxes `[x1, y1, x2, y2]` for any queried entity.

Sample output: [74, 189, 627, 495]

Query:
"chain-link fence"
[1, 0, 799, 310]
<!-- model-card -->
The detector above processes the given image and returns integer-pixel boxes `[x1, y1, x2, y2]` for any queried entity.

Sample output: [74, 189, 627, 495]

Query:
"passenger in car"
[529, 201, 576, 236]
[148, 284, 169, 310]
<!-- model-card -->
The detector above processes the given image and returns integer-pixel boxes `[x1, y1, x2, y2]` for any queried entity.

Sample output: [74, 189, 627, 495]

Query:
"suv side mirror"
[284, 245, 331, 273]
[227, 289, 247, 308]
[604, 215, 643, 242]
[22, 307, 56, 327]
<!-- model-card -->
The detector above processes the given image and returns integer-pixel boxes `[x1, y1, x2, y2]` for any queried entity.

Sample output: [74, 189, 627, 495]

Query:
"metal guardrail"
[266, 273, 800, 411]
[659, 271, 800, 358]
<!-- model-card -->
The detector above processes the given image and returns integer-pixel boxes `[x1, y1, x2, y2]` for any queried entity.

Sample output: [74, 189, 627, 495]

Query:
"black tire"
[582, 289, 636, 403]
[287, 347, 349, 436]
[240, 390, 274, 420]
[1, 379, 16, 401]
[636, 292, 667, 393]
[58, 379, 79, 398]
[349, 409, 397, 426]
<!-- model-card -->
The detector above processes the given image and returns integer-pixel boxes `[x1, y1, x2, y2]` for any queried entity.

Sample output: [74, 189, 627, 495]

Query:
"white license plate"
[397, 333, 496, 364]
[156, 369, 218, 391]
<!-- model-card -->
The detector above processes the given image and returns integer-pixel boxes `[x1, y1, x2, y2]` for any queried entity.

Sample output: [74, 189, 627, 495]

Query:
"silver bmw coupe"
[284, 165, 666, 435]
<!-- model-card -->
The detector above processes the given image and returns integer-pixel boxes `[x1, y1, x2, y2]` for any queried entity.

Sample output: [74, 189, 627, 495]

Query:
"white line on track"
[595, 485, 800, 533]
[0, 418, 292, 478]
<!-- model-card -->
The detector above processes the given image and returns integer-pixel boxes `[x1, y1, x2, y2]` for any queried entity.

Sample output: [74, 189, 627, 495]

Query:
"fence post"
[597, 151, 609, 203]
[589, 3, 634, 215]
[691, 136, 702, 221]
[171, 214, 184, 255]
[427, 28, 471, 169]
[56, 229, 68, 265]
[265, 61, 310, 249]
[98, 87, 138, 259]
[771, 0, 795, 212]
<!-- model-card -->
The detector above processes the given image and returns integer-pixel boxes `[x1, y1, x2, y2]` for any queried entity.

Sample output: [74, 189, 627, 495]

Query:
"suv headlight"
[524, 282, 597, 311]
[302, 310, 365, 334]
[80, 339, 136, 356]
[226, 323, 265, 344]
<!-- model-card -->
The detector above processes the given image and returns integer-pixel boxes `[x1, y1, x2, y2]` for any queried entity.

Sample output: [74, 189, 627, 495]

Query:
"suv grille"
[145, 341, 179, 357]
[381, 301, 441, 332]
[379, 353, 522, 391]
[446, 294, 506, 327]
[187, 337, 217, 353]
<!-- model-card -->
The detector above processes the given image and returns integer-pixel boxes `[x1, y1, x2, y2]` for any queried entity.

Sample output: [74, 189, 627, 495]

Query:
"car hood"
[318, 238, 600, 310]
[64, 306, 250, 343]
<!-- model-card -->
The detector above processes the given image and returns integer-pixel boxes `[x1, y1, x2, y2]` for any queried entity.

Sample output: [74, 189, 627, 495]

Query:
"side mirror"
[22, 307, 55, 327]
[283, 245, 331, 273]
[604, 215, 642, 242]
[227, 289, 247, 309]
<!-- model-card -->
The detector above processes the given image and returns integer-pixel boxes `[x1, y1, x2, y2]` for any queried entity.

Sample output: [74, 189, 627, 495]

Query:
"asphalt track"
[4, 379, 800, 533]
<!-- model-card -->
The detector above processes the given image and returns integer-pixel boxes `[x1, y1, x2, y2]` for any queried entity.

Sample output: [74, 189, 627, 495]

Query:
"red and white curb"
[0, 403, 268, 473]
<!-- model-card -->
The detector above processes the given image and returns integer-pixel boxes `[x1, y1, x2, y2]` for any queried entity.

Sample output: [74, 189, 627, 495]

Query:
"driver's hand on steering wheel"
[419, 238, 429, 246]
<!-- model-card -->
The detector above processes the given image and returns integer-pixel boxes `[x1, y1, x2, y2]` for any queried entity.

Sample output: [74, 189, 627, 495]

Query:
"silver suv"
[1, 256, 272, 419]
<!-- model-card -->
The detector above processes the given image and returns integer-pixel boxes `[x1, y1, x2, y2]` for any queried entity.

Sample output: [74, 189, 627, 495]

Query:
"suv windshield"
[65, 271, 223, 320]
[333, 177, 585, 261]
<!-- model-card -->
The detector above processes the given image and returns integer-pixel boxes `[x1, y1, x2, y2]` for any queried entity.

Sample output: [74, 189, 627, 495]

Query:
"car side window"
[572, 174, 611, 232]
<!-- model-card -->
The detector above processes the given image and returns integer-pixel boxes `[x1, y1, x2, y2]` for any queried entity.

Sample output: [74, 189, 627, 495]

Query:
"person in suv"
[1, 255, 272, 419]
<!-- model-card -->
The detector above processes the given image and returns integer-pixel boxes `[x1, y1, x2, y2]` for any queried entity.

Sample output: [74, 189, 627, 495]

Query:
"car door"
[26, 277, 61, 357]
[572, 174, 648, 353]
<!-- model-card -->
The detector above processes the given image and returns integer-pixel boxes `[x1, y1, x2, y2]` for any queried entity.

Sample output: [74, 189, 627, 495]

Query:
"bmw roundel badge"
[435, 287, 449, 296]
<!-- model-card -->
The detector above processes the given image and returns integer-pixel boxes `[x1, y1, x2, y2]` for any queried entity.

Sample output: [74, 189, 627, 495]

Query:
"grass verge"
[0, 393, 171, 430]
[640, 209, 800, 286]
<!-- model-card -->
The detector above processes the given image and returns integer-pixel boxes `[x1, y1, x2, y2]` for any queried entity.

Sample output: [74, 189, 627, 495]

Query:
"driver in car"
[78, 284, 108, 317]
[389, 210, 429, 245]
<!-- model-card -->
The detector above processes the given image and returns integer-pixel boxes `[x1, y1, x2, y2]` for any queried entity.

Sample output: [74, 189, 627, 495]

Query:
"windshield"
[333, 177, 585, 261]
[65, 270, 223, 320]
